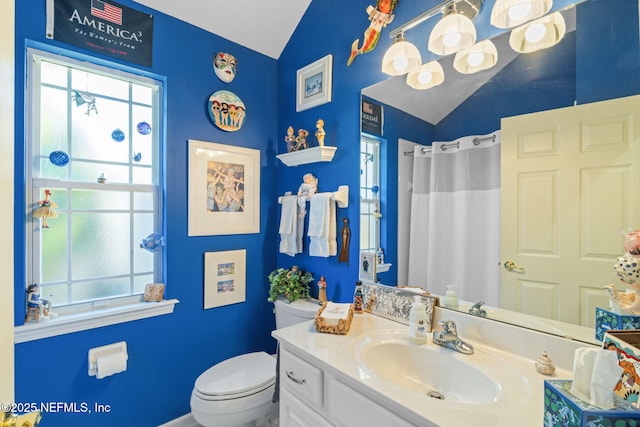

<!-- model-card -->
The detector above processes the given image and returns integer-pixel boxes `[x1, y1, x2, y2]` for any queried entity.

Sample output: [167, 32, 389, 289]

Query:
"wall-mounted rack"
[278, 185, 349, 208]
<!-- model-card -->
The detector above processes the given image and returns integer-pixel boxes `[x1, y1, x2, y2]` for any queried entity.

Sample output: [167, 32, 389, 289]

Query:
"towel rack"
[278, 185, 349, 208]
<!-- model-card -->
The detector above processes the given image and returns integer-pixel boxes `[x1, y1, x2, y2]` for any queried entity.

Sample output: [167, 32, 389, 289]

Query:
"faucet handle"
[439, 320, 457, 335]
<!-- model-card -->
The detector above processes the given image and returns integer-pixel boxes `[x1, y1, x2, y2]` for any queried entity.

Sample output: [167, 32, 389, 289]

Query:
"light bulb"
[508, 3, 532, 21]
[418, 71, 434, 85]
[525, 22, 546, 43]
[466, 51, 484, 67]
[443, 32, 462, 47]
[393, 58, 409, 72]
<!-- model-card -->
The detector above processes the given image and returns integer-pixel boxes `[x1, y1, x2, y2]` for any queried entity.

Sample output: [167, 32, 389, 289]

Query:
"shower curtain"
[407, 132, 501, 306]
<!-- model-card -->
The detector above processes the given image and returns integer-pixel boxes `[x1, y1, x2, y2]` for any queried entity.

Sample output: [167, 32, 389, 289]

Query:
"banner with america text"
[46, 0, 153, 67]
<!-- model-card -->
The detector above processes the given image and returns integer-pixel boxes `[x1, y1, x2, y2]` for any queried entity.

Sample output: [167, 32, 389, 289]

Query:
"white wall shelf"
[276, 146, 337, 167]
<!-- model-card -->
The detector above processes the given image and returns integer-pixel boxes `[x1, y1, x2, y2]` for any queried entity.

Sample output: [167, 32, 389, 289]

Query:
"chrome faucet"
[432, 320, 474, 355]
[469, 301, 487, 317]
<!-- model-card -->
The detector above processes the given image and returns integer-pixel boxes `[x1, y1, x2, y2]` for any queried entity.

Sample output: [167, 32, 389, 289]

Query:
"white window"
[360, 136, 380, 253]
[26, 48, 163, 314]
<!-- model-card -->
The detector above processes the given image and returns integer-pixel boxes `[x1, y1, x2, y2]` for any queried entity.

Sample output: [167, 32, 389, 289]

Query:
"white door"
[501, 94, 640, 326]
[0, 0, 15, 404]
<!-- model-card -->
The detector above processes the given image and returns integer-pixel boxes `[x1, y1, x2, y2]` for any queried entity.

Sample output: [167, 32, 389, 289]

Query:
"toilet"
[190, 297, 320, 427]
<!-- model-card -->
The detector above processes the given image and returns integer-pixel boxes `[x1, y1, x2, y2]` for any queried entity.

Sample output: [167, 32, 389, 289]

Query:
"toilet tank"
[274, 297, 320, 329]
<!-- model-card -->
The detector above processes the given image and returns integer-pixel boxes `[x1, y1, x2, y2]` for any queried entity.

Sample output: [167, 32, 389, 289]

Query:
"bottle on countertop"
[354, 281, 363, 313]
[409, 295, 427, 344]
[443, 284, 459, 310]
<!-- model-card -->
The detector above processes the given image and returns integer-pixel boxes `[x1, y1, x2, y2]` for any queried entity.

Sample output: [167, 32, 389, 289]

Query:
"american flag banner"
[361, 98, 383, 136]
[46, 0, 153, 67]
[91, 0, 123, 25]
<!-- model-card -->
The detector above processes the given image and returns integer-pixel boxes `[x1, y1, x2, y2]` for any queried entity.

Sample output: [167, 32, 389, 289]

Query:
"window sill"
[14, 299, 179, 343]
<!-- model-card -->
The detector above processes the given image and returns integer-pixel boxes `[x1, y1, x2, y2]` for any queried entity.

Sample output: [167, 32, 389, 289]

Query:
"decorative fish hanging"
[140, 232, 165, 252]
[347, 0, 399, 66]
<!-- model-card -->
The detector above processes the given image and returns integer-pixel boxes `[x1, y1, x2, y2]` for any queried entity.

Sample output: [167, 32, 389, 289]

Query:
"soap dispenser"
[443, 285, 459, 309]
[409, 296, 427, 344]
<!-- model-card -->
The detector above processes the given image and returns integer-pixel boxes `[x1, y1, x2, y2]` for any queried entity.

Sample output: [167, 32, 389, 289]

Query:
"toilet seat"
[194, 351, 276, 401]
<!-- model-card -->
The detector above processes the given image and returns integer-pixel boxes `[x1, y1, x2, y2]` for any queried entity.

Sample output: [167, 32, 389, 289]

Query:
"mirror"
[361, 0, 640, 344]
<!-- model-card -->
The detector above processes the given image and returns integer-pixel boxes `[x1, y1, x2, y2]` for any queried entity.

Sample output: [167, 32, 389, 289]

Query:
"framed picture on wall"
[188, 139, 260, 236]
[204, 249, 246, 309]
[359, 251, 377, 283]
[296, 54, 333, 112]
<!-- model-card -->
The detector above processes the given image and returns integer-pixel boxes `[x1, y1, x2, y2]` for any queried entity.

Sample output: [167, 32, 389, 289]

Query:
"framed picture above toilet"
[204, 249, 246, 309]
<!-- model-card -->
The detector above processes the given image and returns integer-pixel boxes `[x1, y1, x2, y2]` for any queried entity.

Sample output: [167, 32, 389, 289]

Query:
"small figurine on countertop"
[297, 173, 318, 201]
[354, 281, 363, 313]
[213, 52, 237, 83]
[338, 218, 351, 265]
[315, 119, 326, 147]
[535, 350, 556, 375]
[285, 126, 296, 152]
[293, 129, 309, 151]
[33, 189, 58, 228]
[318, 276, 327, 303]
[26, 284, 56, 320]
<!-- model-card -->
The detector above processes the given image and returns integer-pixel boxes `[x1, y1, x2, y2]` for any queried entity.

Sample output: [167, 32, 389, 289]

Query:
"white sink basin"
[352, 330, 530, 405]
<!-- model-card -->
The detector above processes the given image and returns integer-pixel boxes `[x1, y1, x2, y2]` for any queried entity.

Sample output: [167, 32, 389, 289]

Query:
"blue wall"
[14, 1, 279, 425]
[12, 0, 640, 425]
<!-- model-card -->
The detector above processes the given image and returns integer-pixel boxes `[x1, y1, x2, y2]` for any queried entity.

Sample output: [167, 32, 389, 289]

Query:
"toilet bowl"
[190, 297, 319, 427]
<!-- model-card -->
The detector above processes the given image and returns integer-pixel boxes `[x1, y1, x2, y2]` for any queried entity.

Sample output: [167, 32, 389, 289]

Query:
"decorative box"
[595, 307, 640, 341]
[603, 331, 640, 408]
[544, 380, 640, 426]
[314, 302, 354, 335]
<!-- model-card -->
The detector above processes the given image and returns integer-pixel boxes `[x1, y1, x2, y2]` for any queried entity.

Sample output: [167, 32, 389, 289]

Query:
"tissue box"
[595, 307, 640, 341]
[603, 331, 640, 407]
[544, 380, 640, 426]
[314, 302, 354, 335]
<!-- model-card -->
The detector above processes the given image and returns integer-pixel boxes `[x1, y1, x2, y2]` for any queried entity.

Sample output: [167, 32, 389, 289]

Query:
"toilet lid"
[195, 352, 276, 398]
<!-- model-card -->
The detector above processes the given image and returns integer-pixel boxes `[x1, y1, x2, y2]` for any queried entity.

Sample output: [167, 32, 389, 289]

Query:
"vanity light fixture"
[453, 39, 498, 74]
[381, 32, 422, 76]
[428, 1, 479, 56]
[490, 0, 553, 29]
[509, 11, 565, 53]
[406, 60, 445, 90]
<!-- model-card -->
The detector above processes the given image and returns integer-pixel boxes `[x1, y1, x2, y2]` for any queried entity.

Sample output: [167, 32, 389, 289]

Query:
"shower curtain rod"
[403, 133, 497, 156]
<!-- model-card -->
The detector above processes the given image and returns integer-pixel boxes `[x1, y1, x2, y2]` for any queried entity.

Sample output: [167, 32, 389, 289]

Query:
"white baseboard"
[157, 413, 199, 427]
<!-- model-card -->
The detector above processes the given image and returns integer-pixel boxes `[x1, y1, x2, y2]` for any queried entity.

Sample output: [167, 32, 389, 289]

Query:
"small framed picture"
[204, 249, 246, 309]
[296, 54, 333, 112]
[359, 251, 377, 283]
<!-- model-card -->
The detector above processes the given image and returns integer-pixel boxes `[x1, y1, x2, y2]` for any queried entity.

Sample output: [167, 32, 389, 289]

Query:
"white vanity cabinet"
[279, 347, 419, 427]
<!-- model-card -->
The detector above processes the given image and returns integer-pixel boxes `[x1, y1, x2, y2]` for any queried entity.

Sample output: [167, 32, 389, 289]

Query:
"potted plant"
[268, 265, 314, 303]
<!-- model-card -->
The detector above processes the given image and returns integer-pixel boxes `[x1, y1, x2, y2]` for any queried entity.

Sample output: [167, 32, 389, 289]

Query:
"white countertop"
[273, 310, 588, 427]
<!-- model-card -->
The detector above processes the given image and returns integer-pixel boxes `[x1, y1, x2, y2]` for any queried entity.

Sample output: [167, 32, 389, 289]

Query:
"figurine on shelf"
[315, 119, 326, 147]
[293, 129, 309, 151]
[33, 189, 58, 228]
[285, 126, 296, 152]
[297, 173, 318, 200]
[318, 276, 327, 303]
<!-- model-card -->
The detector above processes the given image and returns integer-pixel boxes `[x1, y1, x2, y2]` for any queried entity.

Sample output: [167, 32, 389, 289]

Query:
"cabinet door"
[280, 388, 334, 427]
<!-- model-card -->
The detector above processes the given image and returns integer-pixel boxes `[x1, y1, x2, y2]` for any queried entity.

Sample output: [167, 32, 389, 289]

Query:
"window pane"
[132, 84, 153, 105]
[134, 274, 154, 294]
[134, 213, 155, 273]
[71, 161, 130, 183]
[133, 192, 154, 211]
[71, 213, 130, 278]
[72, 69, 129, 100]
[71, 277, 131, 303]
[71, 102, 130, 163]
[40, 283, 68, 306]
[41, 60, 67, 87]
[40, 212, 68, 282]
[39, 87, 69, 160]
[132, 165, 152, 185]
[72, 190, 130, 210]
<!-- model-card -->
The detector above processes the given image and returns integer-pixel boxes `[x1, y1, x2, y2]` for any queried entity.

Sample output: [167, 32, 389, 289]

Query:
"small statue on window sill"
[26, 283, 57, 320]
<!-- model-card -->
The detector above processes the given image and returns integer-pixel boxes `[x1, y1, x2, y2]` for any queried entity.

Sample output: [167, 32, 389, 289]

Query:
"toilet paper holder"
[88, 341, 128, 378]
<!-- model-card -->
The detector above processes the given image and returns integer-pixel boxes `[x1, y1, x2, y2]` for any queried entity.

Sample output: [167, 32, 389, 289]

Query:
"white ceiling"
[132, 0, 311, 59]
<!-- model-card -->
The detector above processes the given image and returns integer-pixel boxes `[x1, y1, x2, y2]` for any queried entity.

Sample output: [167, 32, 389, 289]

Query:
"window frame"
[360, 135, 381, 253]
[18, 47, 175, 341]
